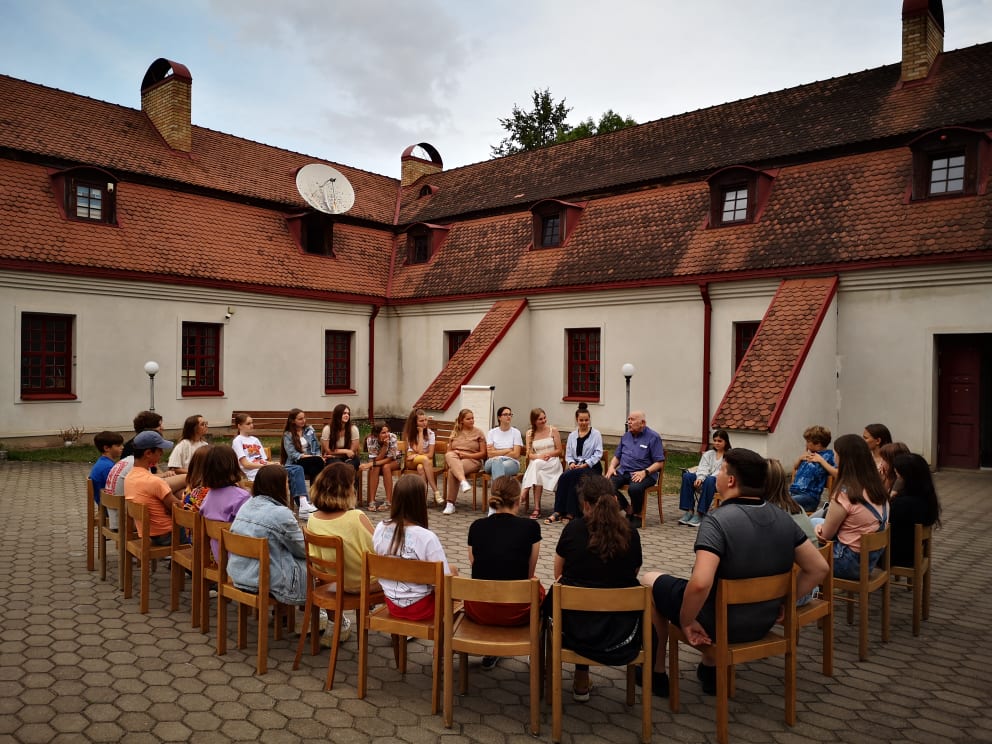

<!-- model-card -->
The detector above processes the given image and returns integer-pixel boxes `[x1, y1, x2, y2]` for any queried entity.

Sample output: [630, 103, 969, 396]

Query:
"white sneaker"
[460, 480, 471, 493]
[443, 502, 456, 515]
[320, 614, 352, 647]
[298, 497, 317, 515]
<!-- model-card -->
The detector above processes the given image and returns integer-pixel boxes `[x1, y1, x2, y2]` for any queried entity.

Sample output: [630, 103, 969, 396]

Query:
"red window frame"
[181, 322, 223, 396]
[734, 321, 760, 371]
[566, 328, 600, 400]
[20, 313, 75, 400]
[325, 331, 353, 393]
[68, 177, 114, 224]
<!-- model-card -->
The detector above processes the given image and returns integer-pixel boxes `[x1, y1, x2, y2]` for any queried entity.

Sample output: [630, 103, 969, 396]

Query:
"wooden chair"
[617, 457, 666, 528]
[357, 553, 444, 714]
[433, 440, 449, 503]
[97, 489, 126, 587]
[293, 530, 386, 690]
[216, 530, 296, 675]
[792, 541, 834, 676]
[669, 570, 796, 744]
[443, 576, 542, 735]
[199, 517, 232, 633]
[170, 508, 201, 629]
[890, 524, 933, 637]
[550, 584, 653, 744]
[833, 525, 891, 660]
[86, 478, 97, 571]
[123, 501, 172, 614]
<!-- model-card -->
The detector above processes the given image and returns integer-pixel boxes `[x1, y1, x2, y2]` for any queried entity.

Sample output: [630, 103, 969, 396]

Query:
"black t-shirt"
[889, 493, 935, 568]
[468, 513, 541, 580]
[694, 498, 806, 643]
[555, 516, 642, 588]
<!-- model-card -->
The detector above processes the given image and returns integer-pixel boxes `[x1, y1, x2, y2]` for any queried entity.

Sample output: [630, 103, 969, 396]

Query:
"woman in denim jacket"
[227, 464, 307, 605]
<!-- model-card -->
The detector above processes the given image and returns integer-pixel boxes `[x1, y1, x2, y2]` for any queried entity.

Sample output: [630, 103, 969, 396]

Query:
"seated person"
[677, 429, 729, 527]
[360, 424, 400, 512]
[198, 445, 252, 561]
[320, 404, 361, 473]
[89, 430, 124, 503]
[605, 410, 665, 525]
[889, 452, 941, 568]
[123, 430, 182, 546]
[484, 406, 524, 479]
[789, 425, 837, 512]
[641, 448, 827, 697]
[402, 409, 439, 502]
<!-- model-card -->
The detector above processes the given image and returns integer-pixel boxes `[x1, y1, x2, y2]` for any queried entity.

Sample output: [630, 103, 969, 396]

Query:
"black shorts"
[651, 574, 716, 640]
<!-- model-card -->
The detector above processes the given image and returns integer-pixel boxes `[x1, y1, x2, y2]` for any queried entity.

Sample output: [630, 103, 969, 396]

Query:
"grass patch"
[661, 450, 700, 495]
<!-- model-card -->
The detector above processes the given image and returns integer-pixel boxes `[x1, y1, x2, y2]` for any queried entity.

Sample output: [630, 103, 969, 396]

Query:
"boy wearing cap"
[123, 430, 181, 546]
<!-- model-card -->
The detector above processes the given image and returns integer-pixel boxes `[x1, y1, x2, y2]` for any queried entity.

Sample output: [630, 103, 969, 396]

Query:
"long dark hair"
[402, 409, 428, 449]
[832, 434, 887, 507]
[864, 423, 893, 447]
[202, 444, 242, 489]
[386, 475, 430, 556]
[893, 453, 942, 528]
[281, 408, 305, 464]
[180, 414, 203, 442]
[330, 404, 353, 449]
[710, 429, 731, 450]
[580, 475, 630, 560]
[254, 464, 290, 507]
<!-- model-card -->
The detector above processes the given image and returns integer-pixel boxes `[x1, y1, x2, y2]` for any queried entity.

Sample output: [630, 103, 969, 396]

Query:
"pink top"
[834, 489, 883, 551]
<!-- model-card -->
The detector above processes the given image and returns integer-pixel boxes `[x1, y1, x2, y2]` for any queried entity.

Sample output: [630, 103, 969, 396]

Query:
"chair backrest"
[126, 499, 150, 538]
[445, 575, 541, 606]
[172, 506, 198, 534]
[916, 523, 933, 566]
[219, 529, 270, 591]
[818, 540, 834, 597]
[202, 517, 232, 567]
[302, 529, 344, 588]
[172, 507, 200, 557]
[715, 570, 795, 644]
[859, 523, 891, 576]
[99, 489, 124, 524]
[361, 552, 444, 622]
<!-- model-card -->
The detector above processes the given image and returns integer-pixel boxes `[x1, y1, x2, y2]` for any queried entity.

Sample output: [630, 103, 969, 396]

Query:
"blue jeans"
[810, 517, 883, 580]
[484, 456, 521, 479]
[791, 490, 821, 512]
[285, 463, 307, 501]
[679, 471, 717, 514]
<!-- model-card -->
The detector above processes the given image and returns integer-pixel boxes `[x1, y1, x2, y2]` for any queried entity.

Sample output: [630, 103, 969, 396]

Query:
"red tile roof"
[398, 43, 992, 225]
[0, 74, 399, 224]
[712, 277, 839, 432]
[414, 299, 528, 411]
[0, 160, 392, 300]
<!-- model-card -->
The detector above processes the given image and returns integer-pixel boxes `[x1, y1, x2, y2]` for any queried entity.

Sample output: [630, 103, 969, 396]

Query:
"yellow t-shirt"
[306, 509, 374, 594]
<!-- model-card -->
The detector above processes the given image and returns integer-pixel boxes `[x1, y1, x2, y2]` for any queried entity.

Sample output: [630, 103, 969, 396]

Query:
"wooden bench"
[230, 411, 335, 438]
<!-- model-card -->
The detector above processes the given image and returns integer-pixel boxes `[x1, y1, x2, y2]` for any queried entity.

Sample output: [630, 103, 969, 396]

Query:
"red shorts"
[464, 583, 546, 626]
[385, 593, 436, 621]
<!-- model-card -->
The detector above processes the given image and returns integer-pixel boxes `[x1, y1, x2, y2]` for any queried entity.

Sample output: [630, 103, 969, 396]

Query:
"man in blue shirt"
[606, 411, 666, 525]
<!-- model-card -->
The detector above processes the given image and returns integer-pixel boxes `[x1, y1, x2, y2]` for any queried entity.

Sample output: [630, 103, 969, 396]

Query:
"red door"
[937, 339, 981, 468]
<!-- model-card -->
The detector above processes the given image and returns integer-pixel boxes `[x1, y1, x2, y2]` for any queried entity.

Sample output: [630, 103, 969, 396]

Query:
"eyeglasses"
[500, 412, 513, 417]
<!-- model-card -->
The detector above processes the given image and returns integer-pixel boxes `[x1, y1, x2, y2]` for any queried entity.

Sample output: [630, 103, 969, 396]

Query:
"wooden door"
[937, 338, 981, 468]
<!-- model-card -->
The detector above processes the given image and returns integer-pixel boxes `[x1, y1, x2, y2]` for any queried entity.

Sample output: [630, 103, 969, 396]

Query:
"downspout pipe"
[368, 304, 381, 425]
[699, 283, 712, 453]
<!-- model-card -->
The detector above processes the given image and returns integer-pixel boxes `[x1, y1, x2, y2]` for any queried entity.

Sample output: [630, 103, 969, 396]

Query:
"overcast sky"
[1, 0, 990, 178]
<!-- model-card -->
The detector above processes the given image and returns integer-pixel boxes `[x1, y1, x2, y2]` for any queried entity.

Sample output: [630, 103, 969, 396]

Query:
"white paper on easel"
[460, 385, 495, 430]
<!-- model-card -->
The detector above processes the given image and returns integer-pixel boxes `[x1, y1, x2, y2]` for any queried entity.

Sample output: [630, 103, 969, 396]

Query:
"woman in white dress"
[520, 408, 563, 520]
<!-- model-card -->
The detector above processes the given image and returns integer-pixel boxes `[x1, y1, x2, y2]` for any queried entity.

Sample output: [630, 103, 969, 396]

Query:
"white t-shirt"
[486, 426, 523, 452]
[372, 521, 451, 607]
[233, 434, 267, 481]
[320, 424, 360, 449]
[167, 438, 209, 470]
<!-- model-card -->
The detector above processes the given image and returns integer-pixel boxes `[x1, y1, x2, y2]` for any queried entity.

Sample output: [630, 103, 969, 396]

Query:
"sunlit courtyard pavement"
[1, 461, 989, 743]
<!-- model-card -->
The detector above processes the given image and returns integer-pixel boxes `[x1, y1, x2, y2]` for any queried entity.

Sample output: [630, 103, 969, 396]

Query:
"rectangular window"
[74, 183, 103, 220]
[929, 153, 966, 195]
[20, 313, 75, 399]
[541, 213, 562, 247]
[734, 321, 760, 371]
[410, 235, 430, 264]
[324, 331, 353, 392]
[566, 328, 600, 399]
[445, 330, 470, 362]
[721, 186, 749, 223]
[302, 213, 333, 256]
[181, 322, 222, 395]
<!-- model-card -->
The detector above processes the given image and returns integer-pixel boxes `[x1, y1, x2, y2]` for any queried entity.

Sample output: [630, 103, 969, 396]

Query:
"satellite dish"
[295, 163, 355, 215]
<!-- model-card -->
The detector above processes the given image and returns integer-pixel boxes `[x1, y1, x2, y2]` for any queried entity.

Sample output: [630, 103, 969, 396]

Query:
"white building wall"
[835, 264, 992, 462]
[0, 271, 373, 438]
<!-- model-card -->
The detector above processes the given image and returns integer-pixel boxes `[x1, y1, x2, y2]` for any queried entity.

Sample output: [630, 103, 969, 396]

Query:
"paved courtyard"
[0, 461, 989, 743]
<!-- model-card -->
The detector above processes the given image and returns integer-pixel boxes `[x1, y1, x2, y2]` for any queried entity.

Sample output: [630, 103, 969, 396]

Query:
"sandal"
[366, 503, 377, 512]
[376, 502, 391, 512]
[544, 512, 562, 524]
[529, 509, 541, 520]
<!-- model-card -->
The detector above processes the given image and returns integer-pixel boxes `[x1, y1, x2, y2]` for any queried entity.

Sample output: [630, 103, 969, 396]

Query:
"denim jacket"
[282, 426, 321, 465]
[227, 494, 307, 605]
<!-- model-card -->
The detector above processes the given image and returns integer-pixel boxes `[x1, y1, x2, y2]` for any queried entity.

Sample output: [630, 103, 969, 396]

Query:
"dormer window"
[405, 223, 450, 265]
[418, 184, 438, 198]
[707, 166, 776, 227]
[50, 167, 117, 225]
[530, 199, 585, 250]
[909, 127, 991, 200]
[286, 212, 334, 257]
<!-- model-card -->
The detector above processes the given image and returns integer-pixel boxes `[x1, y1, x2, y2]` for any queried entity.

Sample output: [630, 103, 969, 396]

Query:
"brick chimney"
[401, 143, 443, 186]
[901, 0, 944, 82]
[141, 59, 193, 152]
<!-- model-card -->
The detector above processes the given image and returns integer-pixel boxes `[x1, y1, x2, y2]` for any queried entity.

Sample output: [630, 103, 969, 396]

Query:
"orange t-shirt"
[124, 467, 173, 537]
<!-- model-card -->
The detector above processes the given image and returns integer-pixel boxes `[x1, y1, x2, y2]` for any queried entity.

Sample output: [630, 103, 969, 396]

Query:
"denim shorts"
[833, 540, 882, 580]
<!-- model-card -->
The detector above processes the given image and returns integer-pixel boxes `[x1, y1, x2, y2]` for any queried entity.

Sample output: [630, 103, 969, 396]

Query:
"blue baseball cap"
[133, 430, 174, 450]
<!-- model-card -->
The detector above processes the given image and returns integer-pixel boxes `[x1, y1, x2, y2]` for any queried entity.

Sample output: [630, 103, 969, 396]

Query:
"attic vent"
[419, 184, 437, 198]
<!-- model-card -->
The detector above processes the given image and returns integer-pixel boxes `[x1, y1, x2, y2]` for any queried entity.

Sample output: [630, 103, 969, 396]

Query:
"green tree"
[491, 91, 637, 157]
[555, 109, 638, 143]
[490, 88, 572, 157]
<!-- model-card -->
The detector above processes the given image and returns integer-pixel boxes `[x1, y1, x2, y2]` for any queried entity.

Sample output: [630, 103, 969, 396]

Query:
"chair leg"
[922, 565, 931, 621]
[98, 534, 107, 582]
[823, 609, 834, 677]
[293, 600, 312, 670]
[881, 580, 890, 644]
[784, 646, 796, 726]
[858, 589, 869, 661]
[139, 552, 150, 614]
[668, 631, 680, 713]
[326, 610, 342, 691]
[217, 593, 227, 656]
[458, 652, 469, 695]
[170, 559, 182, 612]
[357, 618, 368, 699]
[431, 635, 442, 715]
[716, 662, 730, 744]
[123, 551, 133, 600]
[257, 604, 269, 675]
